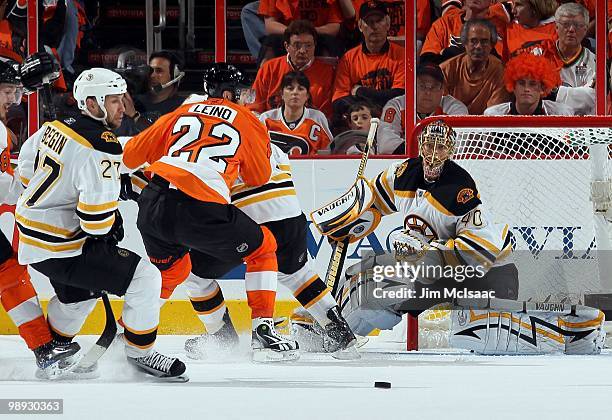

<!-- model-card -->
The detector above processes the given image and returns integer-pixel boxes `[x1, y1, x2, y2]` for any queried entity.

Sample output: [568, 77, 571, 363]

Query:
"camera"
[113, 65, 152, 96]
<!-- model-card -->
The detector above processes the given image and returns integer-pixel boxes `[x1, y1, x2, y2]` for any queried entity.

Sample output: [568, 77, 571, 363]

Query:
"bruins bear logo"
[404, 215, 438, 243]
[101, 131, 119, 143]
[457, 188, 474, 204]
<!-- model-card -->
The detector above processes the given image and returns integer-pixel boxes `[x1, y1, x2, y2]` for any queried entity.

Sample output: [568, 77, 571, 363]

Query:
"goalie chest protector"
[387, 158, 482, 241]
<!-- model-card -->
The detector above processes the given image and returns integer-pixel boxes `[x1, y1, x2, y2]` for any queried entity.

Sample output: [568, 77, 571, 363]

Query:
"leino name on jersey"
[187, 103, 238, 124]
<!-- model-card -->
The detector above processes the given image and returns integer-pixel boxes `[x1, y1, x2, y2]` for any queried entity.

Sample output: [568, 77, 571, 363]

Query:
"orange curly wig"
[504, 53, 561, 95]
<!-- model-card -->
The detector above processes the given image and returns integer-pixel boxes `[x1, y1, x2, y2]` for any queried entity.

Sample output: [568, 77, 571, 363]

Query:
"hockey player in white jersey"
[310, 119, 606, 355]
[0, 57, 81, 378]
[181, 143, 357, 358]
[15, 67, 187, 380]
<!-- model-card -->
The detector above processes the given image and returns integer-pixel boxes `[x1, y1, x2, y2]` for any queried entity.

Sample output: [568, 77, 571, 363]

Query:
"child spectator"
[259, 71, 332, 155]
[347, 100, 375, 131]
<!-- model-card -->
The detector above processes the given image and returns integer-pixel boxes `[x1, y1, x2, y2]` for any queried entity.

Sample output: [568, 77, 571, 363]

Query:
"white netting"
[452, 126, 612, 303]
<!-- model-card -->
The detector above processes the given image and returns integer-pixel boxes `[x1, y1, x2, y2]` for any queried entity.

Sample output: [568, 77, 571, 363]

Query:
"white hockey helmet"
[73, 68, 127, 123]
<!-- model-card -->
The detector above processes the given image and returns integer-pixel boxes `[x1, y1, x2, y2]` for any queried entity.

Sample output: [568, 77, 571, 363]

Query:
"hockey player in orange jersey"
[0, 58, 80, 378]
[123, 63, 299, 362]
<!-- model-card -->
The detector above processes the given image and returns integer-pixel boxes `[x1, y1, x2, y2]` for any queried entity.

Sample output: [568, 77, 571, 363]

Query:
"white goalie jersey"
[370, 158, 513, 271]
[231, 144, 302, 224]
[16, 116, 123, 264]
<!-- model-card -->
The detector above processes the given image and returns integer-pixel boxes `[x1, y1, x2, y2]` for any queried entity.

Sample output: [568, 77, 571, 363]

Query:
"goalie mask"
[202, 63, 250, 102]
[418, 120, 455, 182]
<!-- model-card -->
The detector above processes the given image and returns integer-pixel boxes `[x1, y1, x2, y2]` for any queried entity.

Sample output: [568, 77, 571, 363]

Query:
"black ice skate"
[251, 318, 299, 362]
[184, 309, 240, 359]
[127, 351, 188, 382]
[34, 340, 81, 380]
[323, 306, 359, 359]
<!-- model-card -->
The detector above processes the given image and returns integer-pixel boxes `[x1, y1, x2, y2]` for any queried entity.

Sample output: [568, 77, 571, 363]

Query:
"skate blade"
[251, 349, 300, 363]
[332, 343, 361, 360]
[36, 353, 83, 380]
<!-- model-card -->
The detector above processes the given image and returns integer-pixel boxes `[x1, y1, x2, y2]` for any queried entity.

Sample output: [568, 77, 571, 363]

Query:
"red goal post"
[405, 115, 612, 351]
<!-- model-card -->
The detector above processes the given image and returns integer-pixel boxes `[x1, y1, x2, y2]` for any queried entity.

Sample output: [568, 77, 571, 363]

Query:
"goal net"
[404, 116, 612, 349]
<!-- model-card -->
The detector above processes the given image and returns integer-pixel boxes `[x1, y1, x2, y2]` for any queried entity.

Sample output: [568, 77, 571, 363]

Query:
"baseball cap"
[359, 1, 387, 20]
[416, 63, 445, 84]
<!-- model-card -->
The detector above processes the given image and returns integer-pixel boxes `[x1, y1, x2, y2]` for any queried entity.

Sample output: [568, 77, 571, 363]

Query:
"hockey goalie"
[303, 119, 606, 355]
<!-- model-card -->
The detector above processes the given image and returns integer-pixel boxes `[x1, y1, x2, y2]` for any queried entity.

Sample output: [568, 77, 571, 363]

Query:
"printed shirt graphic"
[259, 107, 332, 155]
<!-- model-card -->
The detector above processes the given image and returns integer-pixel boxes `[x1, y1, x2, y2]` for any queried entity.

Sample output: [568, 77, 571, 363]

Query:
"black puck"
[374, 381, 391, 389]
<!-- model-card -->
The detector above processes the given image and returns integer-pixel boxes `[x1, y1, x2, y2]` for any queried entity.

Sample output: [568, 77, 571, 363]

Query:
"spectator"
[248, 20, 335, 118]
[484, 53, 573, 115]
[346, 100, 376, 131]
[257, 0, 345, 62]
[332, 1, 404, 128]
[506, 0, 558, 58]
[123, 50, 186, 130]
[259, 71, 332, 155]
[538, 2, 595, 115]
[440, 19, 510, 114]
[377, 63, 468, 154]
[241, 2, 266, 62]
[420, 0, 511, 63]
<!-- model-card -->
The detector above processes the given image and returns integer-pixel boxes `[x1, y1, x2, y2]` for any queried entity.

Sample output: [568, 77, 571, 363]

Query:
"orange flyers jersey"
[123, 98, 272, 204]
[0, 122, 21, 205]
[258, 0, 343, 26]
[506, 18, 557, 59]
[249, 55, 335, 118]
[259, 107, 332, 155]
[420, 3, 511, 59]
[332, 42, 405, 102]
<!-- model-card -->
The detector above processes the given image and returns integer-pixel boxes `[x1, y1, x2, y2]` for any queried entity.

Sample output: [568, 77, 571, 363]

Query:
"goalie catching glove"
[310, 177, 380, 243]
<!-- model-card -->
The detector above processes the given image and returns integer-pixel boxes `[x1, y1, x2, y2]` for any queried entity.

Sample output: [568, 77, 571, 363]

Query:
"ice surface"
[1, 334, 612, 420]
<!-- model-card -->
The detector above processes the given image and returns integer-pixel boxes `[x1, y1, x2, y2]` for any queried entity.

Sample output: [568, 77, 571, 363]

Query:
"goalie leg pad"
[449, 298, 606, 355]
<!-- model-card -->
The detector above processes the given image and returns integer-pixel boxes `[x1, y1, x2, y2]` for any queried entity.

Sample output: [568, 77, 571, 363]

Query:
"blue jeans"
[241, 1, 265, 60]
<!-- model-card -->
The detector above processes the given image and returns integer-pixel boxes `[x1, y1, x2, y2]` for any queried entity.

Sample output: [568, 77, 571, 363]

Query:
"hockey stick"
[75, 293, 117, 370]
[40, 77, 57, 121]
[326, 118, 380, 301]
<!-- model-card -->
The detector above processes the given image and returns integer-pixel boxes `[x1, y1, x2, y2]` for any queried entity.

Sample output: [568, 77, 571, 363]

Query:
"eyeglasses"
[557, 20, 587, 30]
[289, 42, 315, 51]
[467, 38, 492, 47]
[417, 82, 443, 92]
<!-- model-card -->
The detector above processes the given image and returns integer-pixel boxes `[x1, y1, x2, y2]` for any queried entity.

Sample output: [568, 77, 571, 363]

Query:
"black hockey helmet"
[0, 59, 21, 85]
[202, 63, 247, 100]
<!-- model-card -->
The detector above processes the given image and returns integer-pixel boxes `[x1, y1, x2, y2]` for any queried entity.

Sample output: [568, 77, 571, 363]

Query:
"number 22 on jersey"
[168, 115, 241, 173]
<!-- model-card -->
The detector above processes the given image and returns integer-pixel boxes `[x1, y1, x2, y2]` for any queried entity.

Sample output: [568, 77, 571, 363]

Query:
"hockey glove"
[19, 51, 60, 91]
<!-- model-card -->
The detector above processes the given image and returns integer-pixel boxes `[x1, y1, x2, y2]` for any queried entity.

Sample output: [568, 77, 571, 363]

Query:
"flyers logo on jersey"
[457, 188, 474, 204]
[101, 131, 119, 143]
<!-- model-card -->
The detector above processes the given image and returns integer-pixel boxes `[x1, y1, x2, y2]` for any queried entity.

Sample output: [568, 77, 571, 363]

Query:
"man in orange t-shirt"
[332, 1, 405, 126]
[421, 0, 511, 63]
[258, 0, 345, 59]
[249, 20, 335, 118]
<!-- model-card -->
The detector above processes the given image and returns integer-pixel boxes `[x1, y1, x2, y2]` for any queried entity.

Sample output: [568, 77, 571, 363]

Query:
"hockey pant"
[137, 176, 278, 319]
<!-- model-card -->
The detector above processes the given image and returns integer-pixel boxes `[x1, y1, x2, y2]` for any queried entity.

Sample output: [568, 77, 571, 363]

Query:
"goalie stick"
[325, 118, 380, 300]
[75, 293, 117, 371]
